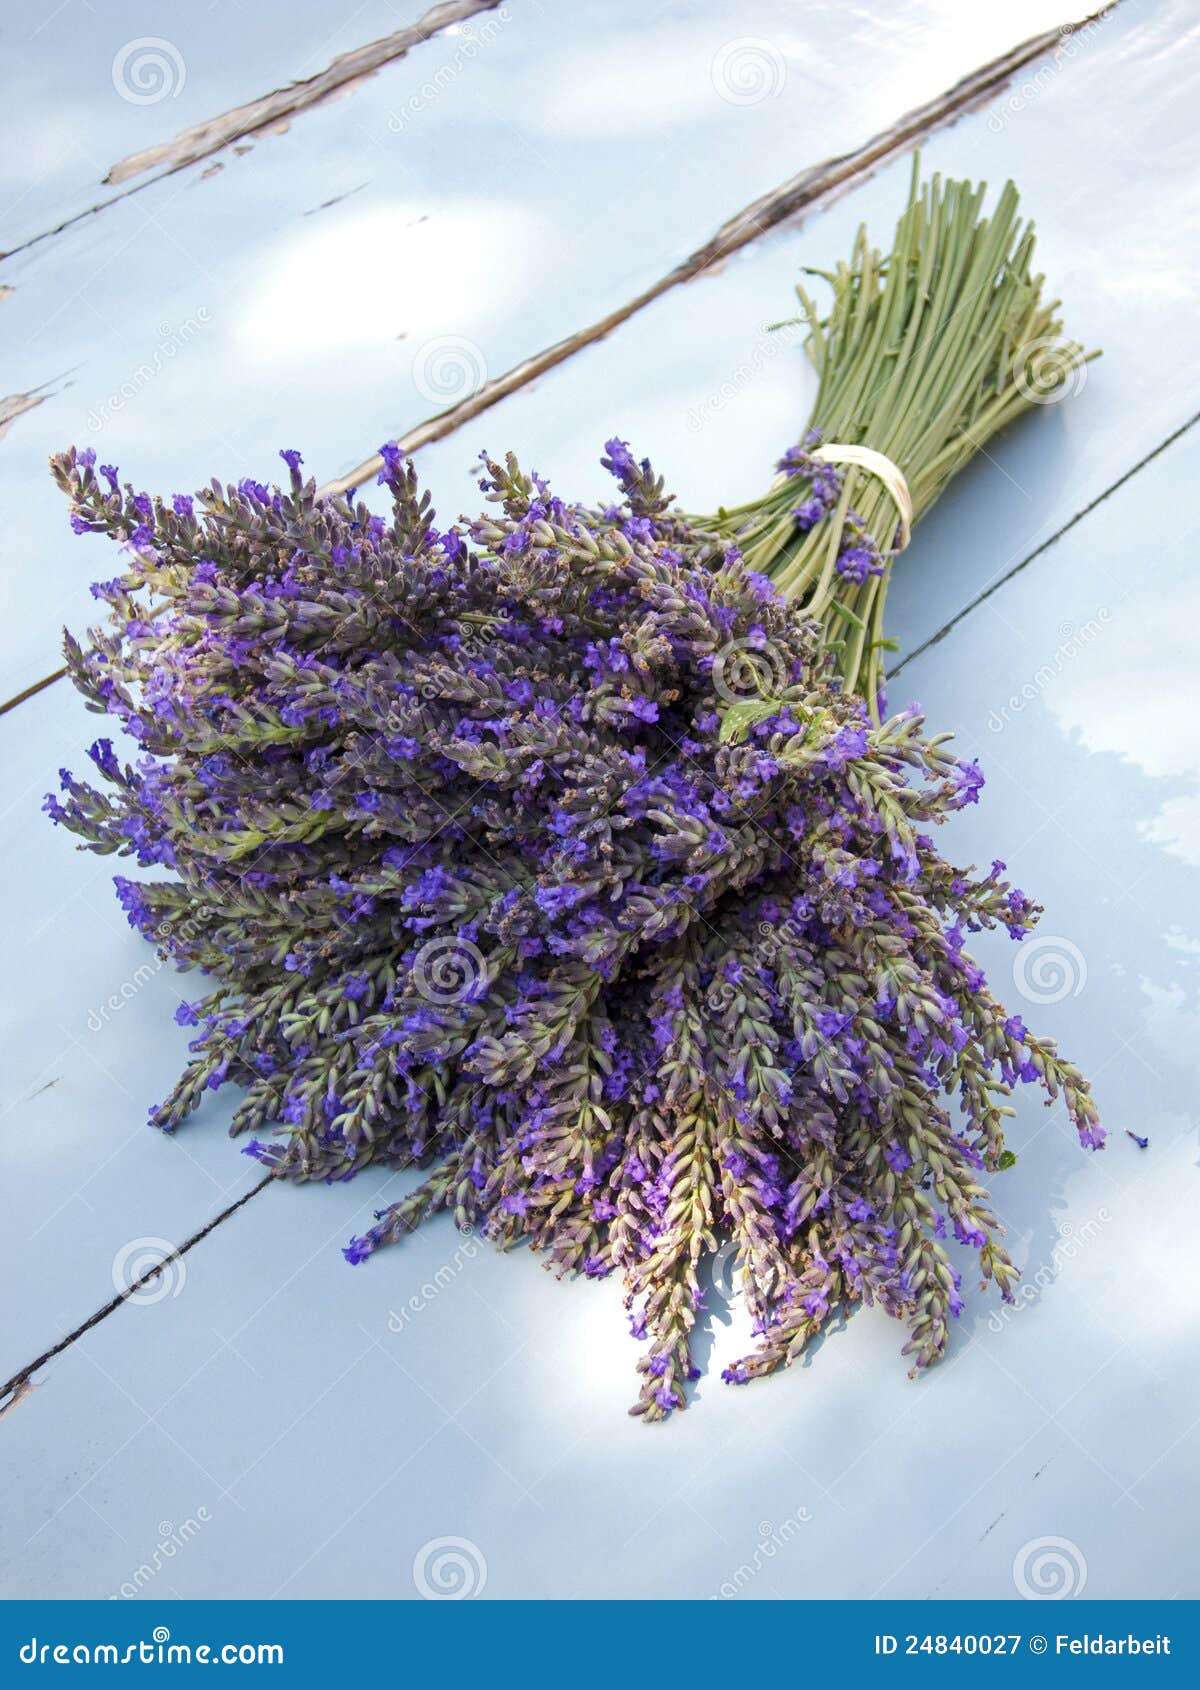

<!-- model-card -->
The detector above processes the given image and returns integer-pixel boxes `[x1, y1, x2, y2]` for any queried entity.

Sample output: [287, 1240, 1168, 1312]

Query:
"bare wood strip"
[0, 0, 502, 260]
[104, 0, 504, 186]
[1, 3, 1118, 715]
[318, 3, 1117, 496]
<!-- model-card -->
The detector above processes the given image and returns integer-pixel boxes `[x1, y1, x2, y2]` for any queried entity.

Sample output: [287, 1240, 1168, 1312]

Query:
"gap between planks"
[0, 1176, 273, 1416]
[889, 407, 1200, 678]
[0, 0, 504, 263]
[319, 2, 1121, 497]
[0, 2, 1119, 718]
[1, 395, 1196, 1417]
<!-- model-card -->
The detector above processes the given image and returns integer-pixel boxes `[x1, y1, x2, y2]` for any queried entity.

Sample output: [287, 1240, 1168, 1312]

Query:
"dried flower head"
[47, 437, 1101, 1418]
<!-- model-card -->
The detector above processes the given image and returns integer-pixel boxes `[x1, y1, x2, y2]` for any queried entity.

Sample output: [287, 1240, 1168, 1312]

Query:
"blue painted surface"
[1, 0, 1197, 1606]
[1, 0, 1071, 694]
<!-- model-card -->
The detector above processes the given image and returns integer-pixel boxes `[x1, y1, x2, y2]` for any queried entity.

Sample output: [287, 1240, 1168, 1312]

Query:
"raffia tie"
[812, 443, 912, 552]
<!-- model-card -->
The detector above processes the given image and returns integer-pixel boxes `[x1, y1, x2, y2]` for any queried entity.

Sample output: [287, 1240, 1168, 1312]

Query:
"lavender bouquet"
[47, 170, 1100, 1420]
[701, 167, 1094, 708]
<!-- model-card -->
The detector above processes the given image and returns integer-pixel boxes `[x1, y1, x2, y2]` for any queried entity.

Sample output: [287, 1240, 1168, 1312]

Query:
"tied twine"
[812, 443, 912, 552]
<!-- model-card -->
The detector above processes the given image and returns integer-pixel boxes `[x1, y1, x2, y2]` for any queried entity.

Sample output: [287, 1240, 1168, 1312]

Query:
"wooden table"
[1, 0, 1196, 1601]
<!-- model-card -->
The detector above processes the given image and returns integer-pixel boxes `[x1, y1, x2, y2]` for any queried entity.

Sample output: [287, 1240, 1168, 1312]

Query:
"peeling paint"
[0, 1378, 33, 1421]
[303, 182, 371, 217]
[0, 668, 67, 718]
[0, 390, 47, 444]
[320, 3, 1118, 496]
[103, 0, 501, 188]
[1, 0, 501, 262]
[0, 372, 74, 444]
[0, 2, 1120, 717]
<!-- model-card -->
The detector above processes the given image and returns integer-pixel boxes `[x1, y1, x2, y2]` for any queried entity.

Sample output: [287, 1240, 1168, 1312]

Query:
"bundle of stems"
[702, 161, 1095, 710]
[45, 164, 1102, 1422]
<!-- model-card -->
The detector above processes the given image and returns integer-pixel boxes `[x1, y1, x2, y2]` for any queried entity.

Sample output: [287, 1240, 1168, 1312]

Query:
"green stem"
[697, 160, 1096, 714]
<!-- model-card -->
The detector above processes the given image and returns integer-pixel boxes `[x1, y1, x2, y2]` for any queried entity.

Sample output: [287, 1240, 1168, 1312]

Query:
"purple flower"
[377, 441, 404, 484]
[45, 406, 1101, 1418]
[950, 758, 985, 806]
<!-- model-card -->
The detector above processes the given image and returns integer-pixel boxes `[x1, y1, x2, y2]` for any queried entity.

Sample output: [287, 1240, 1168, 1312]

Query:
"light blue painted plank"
[0, 682, 263, 1368]
[0, 0, 428, 250]
[1, 349, 1195, 1603]
[401, 0, 1198, 684]
[0, 0, 1104, 1366]
[1, 0, 1077, 695]
[3, 0, 1196, 1607]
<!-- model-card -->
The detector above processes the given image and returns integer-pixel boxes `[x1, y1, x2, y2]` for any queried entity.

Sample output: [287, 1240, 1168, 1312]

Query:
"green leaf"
[718, 698, 781, 745]
[997, 1149, 1018, 1171]
[827, 599, 866, 631]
